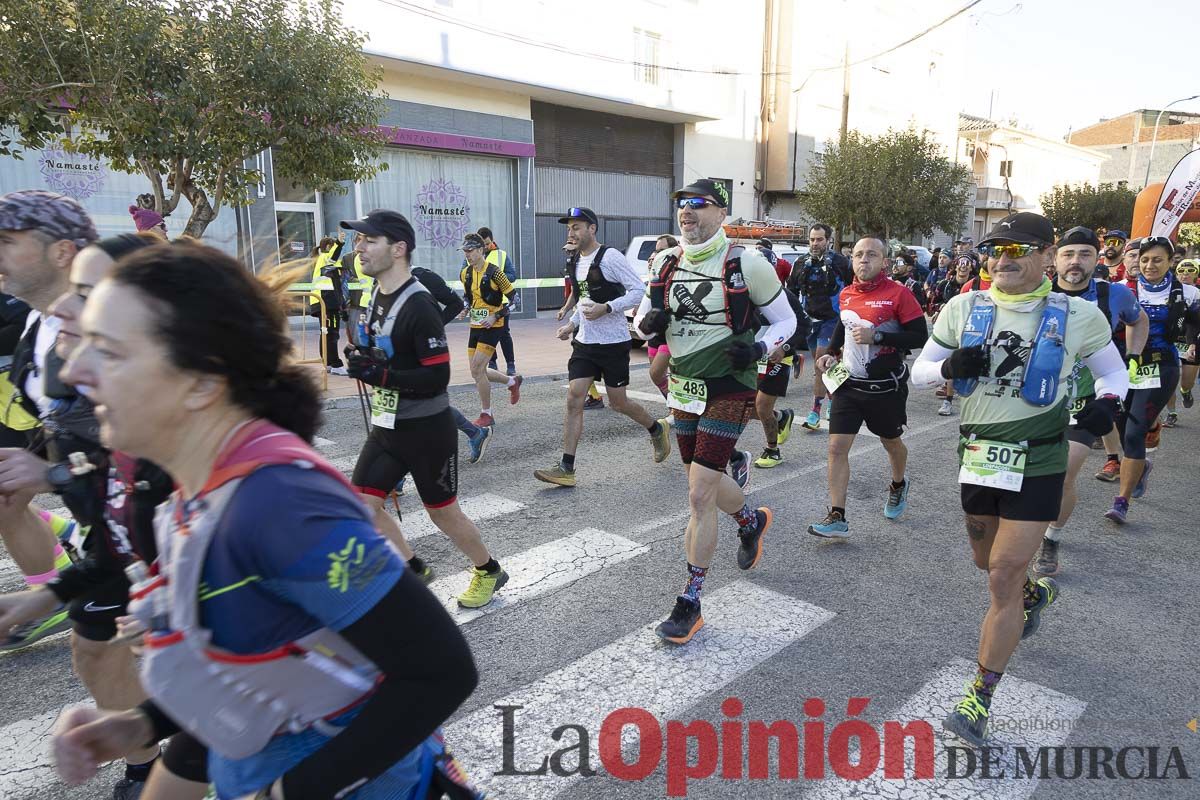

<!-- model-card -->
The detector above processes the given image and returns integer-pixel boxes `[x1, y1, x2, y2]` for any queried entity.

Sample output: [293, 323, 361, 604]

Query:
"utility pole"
[839, 41, 850, 144]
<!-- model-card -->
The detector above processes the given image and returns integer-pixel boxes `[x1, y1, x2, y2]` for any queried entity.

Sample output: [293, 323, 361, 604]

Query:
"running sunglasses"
[977, 242, 1046, 258]
[1176, 260, 1199, 275]
[675, 197, 717, 210]
[1103, 238, 1125, 248]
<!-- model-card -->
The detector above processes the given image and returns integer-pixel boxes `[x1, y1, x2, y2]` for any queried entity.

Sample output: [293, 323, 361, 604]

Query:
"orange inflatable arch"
[1131, 182, 1200, 239]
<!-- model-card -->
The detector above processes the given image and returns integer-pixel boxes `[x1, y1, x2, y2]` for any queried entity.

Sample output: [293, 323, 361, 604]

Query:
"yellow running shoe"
[534, 465, 577, 487]
[651, 419, 672, 463]
[457, 567, 509, 608]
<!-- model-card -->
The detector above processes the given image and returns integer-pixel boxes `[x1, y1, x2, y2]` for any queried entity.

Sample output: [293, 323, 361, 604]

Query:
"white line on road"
[800, 657, 1086, 800]
[313, 436, 336, 449]
[403, 493, 526, 542]
[429, 528, 648, 625]
[561, 382, 665, 404]
[445, 581, 835, 800]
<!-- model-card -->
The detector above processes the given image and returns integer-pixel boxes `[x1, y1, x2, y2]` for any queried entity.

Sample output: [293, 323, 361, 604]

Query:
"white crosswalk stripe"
[584, 384, 665, 404]
[445, 581, 835, 799]
[403, 493, 525, 542]
[429, 529, 648, 625]
[800, 658, 1087, 800]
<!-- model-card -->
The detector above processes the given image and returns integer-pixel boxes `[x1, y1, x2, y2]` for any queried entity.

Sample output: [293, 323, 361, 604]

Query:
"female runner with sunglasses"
[1164, 258, 1199, 425]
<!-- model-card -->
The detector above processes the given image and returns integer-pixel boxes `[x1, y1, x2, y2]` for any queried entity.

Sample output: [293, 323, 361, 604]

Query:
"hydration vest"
[564, 245, 626, 304]
[460, 263, 505, 308]
[788, 253, 842, 321]
[954, 290, 1070, 407]
[1132, 277, 1187, 348]
[362, 279, 432, 362]
[648, 246, 757, 335]
[130, 421, 381, 760]
[1052, 278, 1113, 329]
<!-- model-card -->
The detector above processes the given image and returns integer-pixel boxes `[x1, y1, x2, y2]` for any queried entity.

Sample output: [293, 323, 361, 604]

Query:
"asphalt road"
[2, 364, 1198, 800]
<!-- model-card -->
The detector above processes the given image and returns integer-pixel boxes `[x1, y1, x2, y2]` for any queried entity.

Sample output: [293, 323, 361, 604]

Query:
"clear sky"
[961, 0, 1200, 140]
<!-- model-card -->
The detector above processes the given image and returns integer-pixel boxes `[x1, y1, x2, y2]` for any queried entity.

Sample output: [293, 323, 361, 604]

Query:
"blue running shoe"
[884, 478, 910, 520]
[1131, 460, 1152, 499]
[807, 509, 849, 538]
[728, 449, 751, 489]
[801, 410, 822, 431]
[467, 425, 493, 464]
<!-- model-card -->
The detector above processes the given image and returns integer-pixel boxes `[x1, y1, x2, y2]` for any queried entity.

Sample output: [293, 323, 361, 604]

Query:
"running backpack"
[648, 246, 757, 335]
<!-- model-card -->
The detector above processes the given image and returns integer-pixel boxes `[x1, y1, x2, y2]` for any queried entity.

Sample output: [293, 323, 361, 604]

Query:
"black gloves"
[346, 352, 387, 387]
[1074, 395, 1119, 437]
[726, 340, 767, 370]
[638, 309, 669, 338]
[940, 346, 989, 380]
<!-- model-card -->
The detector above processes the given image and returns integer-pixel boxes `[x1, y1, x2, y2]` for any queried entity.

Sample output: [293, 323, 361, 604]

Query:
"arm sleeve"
[419, 271, 465, 324]
[1084, 342, 1131, 399]
[632, 294, 653, 340]
[878, 315, 929, 350]
[280, 572, 478, 800]
[911, 338, 955, 388]
[753, 289, 796, 351]
[492, 270, 515, 299]
[601, 251, 649, 315]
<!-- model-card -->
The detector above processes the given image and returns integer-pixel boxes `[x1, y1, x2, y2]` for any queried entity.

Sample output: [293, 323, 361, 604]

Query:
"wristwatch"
[781, 342, 792, 353]
[47, 462, 76, 494]
[872, 330, 884, 345]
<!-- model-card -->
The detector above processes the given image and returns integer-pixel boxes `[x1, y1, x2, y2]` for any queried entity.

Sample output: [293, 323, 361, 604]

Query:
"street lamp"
[1144, 95, 1200, 186]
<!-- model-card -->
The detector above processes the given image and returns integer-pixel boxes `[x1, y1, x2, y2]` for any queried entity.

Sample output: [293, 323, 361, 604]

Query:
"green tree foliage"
[0, 0, 388, 237]
[798, 128, 973, 242]
[1039, 182, 1138, 234]
[1178, 223, 1200, 256]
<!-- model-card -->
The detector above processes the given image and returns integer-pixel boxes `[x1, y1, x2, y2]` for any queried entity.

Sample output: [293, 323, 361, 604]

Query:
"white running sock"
[1044, 525, 1064, 542]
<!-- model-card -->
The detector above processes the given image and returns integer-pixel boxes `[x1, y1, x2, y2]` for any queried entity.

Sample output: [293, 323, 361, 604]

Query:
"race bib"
[469, 308, 490, 326]
[1129, 361, 1161, 389]
[667, 375, 708, 414]
[821, 361, 851, 394]
[959, 438, 1027, 492]
[371, 388, 400, 429]
[1066, 395, 1087, 427]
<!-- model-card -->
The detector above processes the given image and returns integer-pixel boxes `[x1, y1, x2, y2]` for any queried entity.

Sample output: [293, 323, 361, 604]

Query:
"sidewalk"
[289, 313, 651, 405]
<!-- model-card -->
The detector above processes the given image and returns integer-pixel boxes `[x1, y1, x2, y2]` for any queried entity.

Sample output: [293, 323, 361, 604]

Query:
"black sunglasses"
[676, 197, 717, 210]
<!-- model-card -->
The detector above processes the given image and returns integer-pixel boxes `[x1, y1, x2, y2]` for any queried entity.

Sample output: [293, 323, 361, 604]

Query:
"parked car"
[623, 234, 670, 347]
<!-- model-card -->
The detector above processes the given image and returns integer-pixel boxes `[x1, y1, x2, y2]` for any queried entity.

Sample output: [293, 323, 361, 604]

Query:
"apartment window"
[999, 160, 1014, 177]
[964, 141, 976, 158]
[633, 28, 661, 85]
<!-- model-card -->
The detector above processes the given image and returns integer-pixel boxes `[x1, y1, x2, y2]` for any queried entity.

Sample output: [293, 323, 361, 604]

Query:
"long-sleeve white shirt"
[569, 246, 647, 345]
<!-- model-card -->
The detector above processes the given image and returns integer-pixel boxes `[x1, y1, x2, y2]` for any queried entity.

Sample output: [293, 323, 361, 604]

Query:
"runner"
[556, 242, 607, 410]
[751, 282, 808, 468]
[341, 210, 508, 606]
[459, 232, 522, 428]
[1032, 227, 1146, 577]
[1118, 238, 1141, 287]
[911, 211, 1128, 747]
[807, 237, 927, 538]
[786, 222, 850, 430]
[1104, 236, 1200, 523]
[1167, 258, 1199, 422]
[1096, 229, 1127, 282]
[52, 241, 481, 800]
[534, 207, 671, 487]
[636, 179, 795, 644]
[0, 189, 98, 649]
[479, 226, 519, 377]
[931, 255, 975, 415]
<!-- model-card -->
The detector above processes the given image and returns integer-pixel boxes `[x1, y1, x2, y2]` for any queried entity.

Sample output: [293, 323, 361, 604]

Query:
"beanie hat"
[129, 205, 165, 232]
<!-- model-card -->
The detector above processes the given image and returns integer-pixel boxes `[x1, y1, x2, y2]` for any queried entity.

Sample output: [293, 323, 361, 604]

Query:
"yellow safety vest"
[308, 248, 336, 305]
[353, 254, 374, 308]
[0, 372, 38, 431]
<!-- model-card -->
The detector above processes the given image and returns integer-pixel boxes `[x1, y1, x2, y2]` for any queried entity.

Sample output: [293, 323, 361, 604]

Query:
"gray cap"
[0, 190, 98, 247]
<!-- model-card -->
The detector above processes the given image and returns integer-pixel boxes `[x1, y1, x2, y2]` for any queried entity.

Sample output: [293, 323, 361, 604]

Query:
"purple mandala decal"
[38, 147, 107, 201]
[413, 177, 470, 248]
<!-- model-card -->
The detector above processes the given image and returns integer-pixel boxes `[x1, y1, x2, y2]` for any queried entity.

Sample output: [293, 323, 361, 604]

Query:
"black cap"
[340, 209, 416, 250]
[670, 178, 730, 208]
[558, 206, 598, 226]
[1105, 229, 1128, 241]
[978, 212, 1055, 248]
[1057, 226, 1100, 250]
[1124, 238, 1143, 253]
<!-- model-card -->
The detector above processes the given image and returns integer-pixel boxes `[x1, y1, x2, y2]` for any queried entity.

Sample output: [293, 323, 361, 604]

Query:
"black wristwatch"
[47, 462, 76, 494]
[781, 342, 792, 353]
[872, 330, 884, 345]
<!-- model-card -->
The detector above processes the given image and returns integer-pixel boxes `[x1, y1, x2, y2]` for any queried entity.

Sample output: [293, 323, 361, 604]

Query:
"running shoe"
[1022, 576, 1058, 640]
[0, 606, 71, 652]
[1164, 411, 1178, 428]
[943, 688, 989, 748]
[534, 464, 576, 487]
[583, 396, 605, 411]
[328, 366, 349, 377]
[801, 410, 822, 431]
[474, 412, 495, 428]
[776, 409, 795, 445]
[506, 364, 517, 377]
[1183, 389, 1195, 409]
[1034, 537, 1060, 578]
[1104, 496, 1129, 525]
[654, 596, 703, 644]
[938, 399, 954, 416]
[111, 776, 148, 800]
[466, 426, 493, 464]
[728, 450, 751, 490]
[650, 420, 672, 463]
[1145, 422, 1161, 452]
[736, 507, 772, 570]
[754, 448, 783, 469]
[457, 567, 509, 608]
[884, 478, 910, 520]
[1095, 459, 1120, 482]
[411, 562, 435, 584]
[807, 509, 849, 538]
[1131, 460, 1152, 499]
[508, 375, 523, 405]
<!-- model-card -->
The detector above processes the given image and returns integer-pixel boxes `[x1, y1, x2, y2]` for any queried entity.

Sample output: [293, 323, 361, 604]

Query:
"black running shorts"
[67, 576, 130, 642]
[468, 327, 503, 357]
[828, 383, 908, 439]
[960, 471, 1066, 522]
[756, 360, 790, 398]
[568, 341, 631, 387]
[352, 409, 458, 509]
